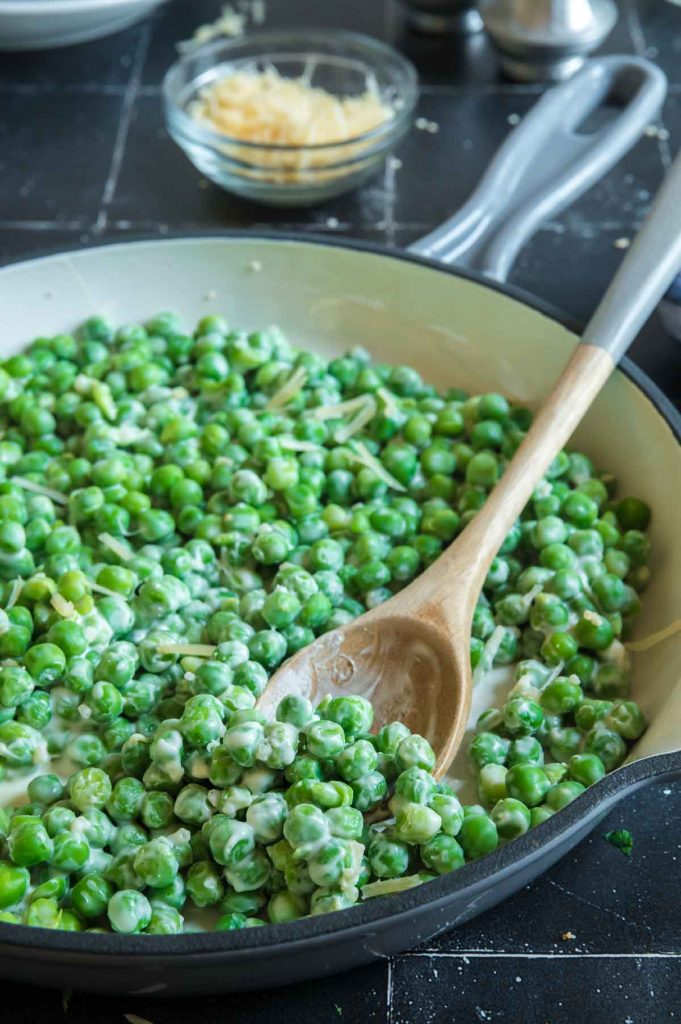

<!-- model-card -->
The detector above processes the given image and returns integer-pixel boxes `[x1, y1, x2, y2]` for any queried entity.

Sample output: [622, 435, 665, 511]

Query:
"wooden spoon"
[258, 153, 681, 778]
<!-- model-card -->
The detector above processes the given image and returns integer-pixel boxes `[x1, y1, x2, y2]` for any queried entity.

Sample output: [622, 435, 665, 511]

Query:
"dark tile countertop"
[0, 1, 680, 1021]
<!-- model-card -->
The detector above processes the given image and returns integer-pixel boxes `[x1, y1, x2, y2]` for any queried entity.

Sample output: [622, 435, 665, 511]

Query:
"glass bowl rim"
[162, 27, 419, 157]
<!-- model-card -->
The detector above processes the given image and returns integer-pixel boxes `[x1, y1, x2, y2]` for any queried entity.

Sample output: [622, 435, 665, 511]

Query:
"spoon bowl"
[257, 604, 473, 777]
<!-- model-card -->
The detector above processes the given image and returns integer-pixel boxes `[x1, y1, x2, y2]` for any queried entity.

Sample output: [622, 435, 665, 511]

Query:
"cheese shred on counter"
[189, 67, 392, 147]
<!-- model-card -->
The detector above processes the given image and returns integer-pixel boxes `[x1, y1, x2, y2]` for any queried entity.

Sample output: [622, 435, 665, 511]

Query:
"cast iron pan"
[0, 55, 679, 994]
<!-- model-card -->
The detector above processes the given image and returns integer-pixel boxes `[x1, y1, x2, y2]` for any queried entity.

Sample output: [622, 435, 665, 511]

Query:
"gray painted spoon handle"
[582, 151, 681, 360]
[435, 149, 681, 577]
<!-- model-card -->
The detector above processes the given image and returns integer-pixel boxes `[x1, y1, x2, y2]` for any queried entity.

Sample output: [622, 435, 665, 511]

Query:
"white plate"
[0, 0, 168, 51]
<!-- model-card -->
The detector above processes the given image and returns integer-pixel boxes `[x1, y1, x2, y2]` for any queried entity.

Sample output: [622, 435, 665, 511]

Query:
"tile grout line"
[0, 82, 161, 97]
[405, 951, 681, 960]
[0, 81, 556, 98]
[94, 23, 152, 233]
[420, 82, 544, 96]
[0, 82, 128, 96]
[383, 0, 398, 39]
[0, 217, 645, 234]
[386, 957, 394, 1024]
[0, 220, 88, 230]
[382, 155, 400, 245]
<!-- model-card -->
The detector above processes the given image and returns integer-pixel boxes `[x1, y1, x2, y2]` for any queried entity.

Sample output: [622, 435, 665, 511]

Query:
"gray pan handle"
[581, 148, 681, 361]
[409, 56, 667, 281]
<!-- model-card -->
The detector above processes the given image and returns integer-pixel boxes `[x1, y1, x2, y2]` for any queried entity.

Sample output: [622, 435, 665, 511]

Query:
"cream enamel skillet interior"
[0, 56, 678, 993]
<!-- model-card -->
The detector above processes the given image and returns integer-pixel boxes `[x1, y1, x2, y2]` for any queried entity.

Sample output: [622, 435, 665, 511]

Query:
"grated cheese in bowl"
[189, 67, 392, 149]
[163, 30, 418, 204]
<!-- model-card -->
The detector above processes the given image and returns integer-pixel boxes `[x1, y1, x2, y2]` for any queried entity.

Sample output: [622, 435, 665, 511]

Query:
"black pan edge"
[0, 229, 679, 961]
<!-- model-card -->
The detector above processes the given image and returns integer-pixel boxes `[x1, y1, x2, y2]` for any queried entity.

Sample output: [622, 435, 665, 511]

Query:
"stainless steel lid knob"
[481, 0, 618, 81]
[399, 0, 484, 35]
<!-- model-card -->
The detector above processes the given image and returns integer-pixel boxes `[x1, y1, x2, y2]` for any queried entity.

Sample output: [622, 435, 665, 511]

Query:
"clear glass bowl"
[162, 29, 419, 207]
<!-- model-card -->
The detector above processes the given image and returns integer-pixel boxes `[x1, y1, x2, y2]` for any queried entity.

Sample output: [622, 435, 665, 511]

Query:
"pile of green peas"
[0, 312, 651, 933]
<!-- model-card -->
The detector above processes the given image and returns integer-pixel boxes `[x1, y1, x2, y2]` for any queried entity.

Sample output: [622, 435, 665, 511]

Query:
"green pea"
[491, 798, 531, 839]
[215, 912, 248, 931]
[530, 805, 555, 827]
[395, 735, 436, 773]
[548, 726, 582, 762]
[505, 765, 551, 808]
[591, 664, 631, 700]
[604, 700, 646, 740]
[503, 697, 544, 736]
[8, 821, 53, 867]
[616, 497, 651, 531]
[469, 732, 510, 769]
[107, 889, 152, 934]
[394, 803, 441, 845]
[568, 753, 606, 787]
[545, 781, 586, 810]
[584, 727, 627, 771]
[306, 720, 346, 760]
[458, 812, 498, 860]
[420, 833, 465, 874]
[0, 862, 30, 908]
[477, 763, 508, 806]
[574, 611, 615, 651]
[71, 874, 114, 919]
[186, 860, 225, 907]
[68, 768, 112, 812]
[146, 904, 184, 934]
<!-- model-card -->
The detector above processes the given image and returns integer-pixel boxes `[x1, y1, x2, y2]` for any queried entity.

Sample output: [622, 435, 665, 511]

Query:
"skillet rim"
[0, 228, 679, 960]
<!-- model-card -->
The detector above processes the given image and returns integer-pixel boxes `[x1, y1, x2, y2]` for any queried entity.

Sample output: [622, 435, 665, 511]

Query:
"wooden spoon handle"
[441, 343, 614, 592]
[412, 151, 681, 621]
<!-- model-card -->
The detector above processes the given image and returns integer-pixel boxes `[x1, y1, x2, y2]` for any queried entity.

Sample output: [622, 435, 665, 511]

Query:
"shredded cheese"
[187, 66, 392, 184]
[376, 386, 401, 420]
[107, 426, 152, 447]
[520, 583, 543, 611]
[11, 477, 68, 505]
[625, 619, 681, 652]
[74, 374, 95, 395]
[361, 875, 423, 899]
[334, 396, 377, 444]
[279, 438, 324, 453]
[190, 67, 391, 148]
[157, 643, 217, 658]
[544, 660, 566, 688]
[50, 593, 76, 619]
[5, 579, 22, 610]
[601, 639, 631, 671]
[311, 396, 374, 421]
[92, 381, 117, 422]
[349, 442, 407, 493]
[265, 367, 307, 411]
[177, 4, 246, 53]
[98, 533, 133, 562]
[472, 625, 508, 687]
[89, 581, 122, 599]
